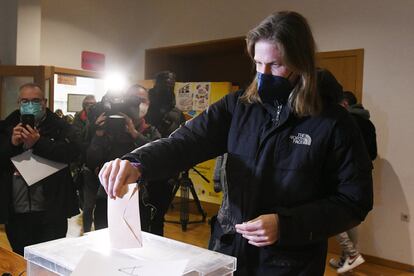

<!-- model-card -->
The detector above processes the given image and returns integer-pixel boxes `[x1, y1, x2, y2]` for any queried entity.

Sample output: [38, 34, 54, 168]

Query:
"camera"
[88, 93, 141, 134]
[106, 114, 126, 134]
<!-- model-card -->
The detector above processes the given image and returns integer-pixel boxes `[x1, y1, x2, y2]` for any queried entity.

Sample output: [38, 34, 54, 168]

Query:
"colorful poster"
[193, 83, 210, 111]
[175, 83, 192, 112]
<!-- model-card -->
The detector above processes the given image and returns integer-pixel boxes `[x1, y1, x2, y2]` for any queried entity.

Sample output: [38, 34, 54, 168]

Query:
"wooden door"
[317, 49, 364, 102]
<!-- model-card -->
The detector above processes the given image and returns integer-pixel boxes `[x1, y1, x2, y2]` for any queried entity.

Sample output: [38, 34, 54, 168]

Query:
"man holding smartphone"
[0, 83, 80, 255]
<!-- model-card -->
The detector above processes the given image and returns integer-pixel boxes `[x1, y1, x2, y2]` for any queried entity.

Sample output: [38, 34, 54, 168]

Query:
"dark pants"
[256, 241, 328, 276]
[80, 169, 100, 232]
[140, 180, 173, 236]
[5, 212, 68, 256]
[94, 196, 108, 230]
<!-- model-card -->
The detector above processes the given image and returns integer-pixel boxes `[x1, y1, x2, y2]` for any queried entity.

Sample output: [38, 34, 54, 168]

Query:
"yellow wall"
[174, 82, 232, 204]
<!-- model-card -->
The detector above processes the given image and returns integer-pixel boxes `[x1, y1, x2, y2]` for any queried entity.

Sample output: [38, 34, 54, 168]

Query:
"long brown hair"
[241, 11, 321, 116]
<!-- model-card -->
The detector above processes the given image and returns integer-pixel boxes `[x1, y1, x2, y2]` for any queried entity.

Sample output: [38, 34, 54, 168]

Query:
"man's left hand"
[119, 112, 139, 139]
[21, 125, 40, 148]
[235, 214, 279, 247]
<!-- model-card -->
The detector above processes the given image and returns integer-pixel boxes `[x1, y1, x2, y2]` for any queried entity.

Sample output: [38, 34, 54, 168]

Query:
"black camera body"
[106, 114, 126, 134]
[88, 94, 141, 135]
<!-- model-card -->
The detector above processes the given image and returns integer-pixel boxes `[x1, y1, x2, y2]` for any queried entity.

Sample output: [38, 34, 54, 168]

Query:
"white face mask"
[139, 103, 149, 118]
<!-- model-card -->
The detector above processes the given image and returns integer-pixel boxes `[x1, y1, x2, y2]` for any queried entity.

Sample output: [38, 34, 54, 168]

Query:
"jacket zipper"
[255, 104, 284, 162]
[27, 185, 32, 212]
[272, 104, 283, 127]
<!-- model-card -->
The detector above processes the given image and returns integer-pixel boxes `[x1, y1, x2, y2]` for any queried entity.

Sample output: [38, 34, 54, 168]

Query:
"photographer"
[146, 71, 185, 138]
[86, 86, 160, 230]
[0, 83, 80, 255]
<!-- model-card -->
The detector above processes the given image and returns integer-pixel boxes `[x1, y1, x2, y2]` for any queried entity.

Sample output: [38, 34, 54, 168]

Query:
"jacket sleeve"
[0, 118, 24, 161]
[123, 92, 238, 181]
[133, 126, 161, 148]
[0, 133, 23, 163]
[277, 114, 373, 246]
[32, 121, 80, 164]
[366, 120, 377, 160]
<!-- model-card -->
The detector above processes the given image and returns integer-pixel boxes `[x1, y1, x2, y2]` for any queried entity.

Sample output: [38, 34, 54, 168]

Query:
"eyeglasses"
[19, 98, 44, 104]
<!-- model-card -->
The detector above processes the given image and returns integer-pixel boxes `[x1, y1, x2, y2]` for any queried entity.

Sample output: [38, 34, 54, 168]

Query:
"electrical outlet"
[401, 213, 410, 222]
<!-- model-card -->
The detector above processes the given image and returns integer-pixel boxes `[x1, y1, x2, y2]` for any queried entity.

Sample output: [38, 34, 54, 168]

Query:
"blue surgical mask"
[20, 102, 44, 121]
[257, 72, 293, 106]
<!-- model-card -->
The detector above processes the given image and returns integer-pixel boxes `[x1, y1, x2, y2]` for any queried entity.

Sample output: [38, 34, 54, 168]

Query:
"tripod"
[166, 168, 208, 231]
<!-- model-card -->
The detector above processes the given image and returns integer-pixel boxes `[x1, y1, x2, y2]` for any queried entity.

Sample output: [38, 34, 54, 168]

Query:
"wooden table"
[0, 246, 26, 276]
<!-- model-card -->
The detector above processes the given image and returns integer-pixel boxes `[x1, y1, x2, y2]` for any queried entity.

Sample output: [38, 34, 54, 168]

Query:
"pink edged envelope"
[108, 183, 142, 249]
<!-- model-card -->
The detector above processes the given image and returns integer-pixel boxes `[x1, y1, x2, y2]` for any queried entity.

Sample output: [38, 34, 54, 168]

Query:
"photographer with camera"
[0, 83, 80, 255]
[86, 85, 161, 230]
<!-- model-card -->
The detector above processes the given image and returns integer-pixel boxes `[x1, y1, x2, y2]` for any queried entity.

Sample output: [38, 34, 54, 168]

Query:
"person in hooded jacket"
[98, 11, 373, 276]
[0, 83, 80, 255]
[329, 90, 377, 273]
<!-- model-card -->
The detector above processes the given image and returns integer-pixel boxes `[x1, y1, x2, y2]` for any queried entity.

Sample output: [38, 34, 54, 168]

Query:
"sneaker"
[329, 257, 345, 269]
[337, 254, 365, 274]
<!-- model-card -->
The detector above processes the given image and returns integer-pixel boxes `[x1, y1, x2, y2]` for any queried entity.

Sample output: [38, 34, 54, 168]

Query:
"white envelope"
[10, 149, 67, 186]
[108, 183, 142, 249]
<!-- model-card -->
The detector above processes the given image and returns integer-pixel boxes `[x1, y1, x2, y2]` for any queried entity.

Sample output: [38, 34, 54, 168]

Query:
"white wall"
[38, 0, 414, 265]
[0, 0, 17, 65]
[15, 0, 41, 65]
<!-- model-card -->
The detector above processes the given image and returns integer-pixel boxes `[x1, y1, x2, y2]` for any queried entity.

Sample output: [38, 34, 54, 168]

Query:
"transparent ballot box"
[24, 229, 236, 276]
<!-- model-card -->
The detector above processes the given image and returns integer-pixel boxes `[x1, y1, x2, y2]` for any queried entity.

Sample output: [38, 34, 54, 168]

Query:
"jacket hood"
[348, 103, 370, 119]
[317, 68, 343, 106]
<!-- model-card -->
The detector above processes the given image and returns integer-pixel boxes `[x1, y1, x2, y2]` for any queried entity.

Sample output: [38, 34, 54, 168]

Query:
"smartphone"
[21, 114, 35, 128]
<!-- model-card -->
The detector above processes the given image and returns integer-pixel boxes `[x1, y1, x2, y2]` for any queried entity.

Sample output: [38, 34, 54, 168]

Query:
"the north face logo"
[289, 133, 312, 146]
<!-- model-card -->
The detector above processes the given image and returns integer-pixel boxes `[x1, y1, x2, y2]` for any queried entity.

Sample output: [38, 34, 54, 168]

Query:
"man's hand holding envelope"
[99, 158, 141, 199]
[99, 158, 143, 249]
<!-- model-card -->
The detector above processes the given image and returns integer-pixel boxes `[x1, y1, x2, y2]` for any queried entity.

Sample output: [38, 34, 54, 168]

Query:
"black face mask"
[257, 72, 293, 106]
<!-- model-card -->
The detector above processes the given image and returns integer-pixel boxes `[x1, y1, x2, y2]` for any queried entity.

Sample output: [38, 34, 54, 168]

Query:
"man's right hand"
[98, 158, 141, 199]
[95, 112, 106, 136]
[11, 123, 24, 146]
[95, 112, 106, 126]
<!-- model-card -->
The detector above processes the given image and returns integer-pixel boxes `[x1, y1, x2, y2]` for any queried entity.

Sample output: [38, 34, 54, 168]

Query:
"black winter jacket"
[0, 109, 80, 223]
[348, 104, 377, 160]
[87, 124, 161, 173]
[124, 75, 373, 275]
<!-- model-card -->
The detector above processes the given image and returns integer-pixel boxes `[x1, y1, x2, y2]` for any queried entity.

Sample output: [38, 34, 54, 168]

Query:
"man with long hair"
[98, 12, 373, 275]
